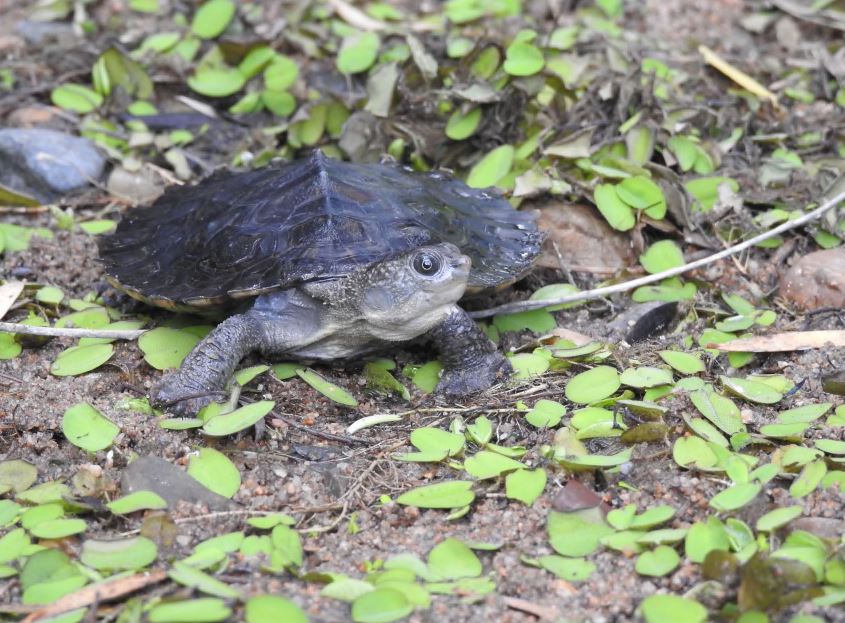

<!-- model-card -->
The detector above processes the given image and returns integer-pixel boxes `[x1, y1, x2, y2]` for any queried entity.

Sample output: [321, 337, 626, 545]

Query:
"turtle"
[98, 151, 542, 415]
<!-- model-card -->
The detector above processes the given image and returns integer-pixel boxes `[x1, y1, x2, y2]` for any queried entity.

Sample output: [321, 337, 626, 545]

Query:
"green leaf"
[29, 518, 87, 539]
[0, 333, 22, 360]
[640, 594, 707, 623]
[537, 555, 595, 581]
[493, 309, 555, 333]
[658, 350, 705, 374]
[35, 286, 64, 305]
[191, 0, 236, 39]
[685, 176, 739, 211]
[428, 537, 482, 580]
[138, 327, 203, 370]
[410, 427, 465, 457]
[709, 483, 761, 511]
[202, 401, 275, 436]
[245, 595, 308, 623]
[619, 366, 673, 388]
[80, 536, 158, 571]
[107, 490, 168, 514]
[673, 436, 718, 470]
[617, 175, 666, 219]
[548, 509, 614, 557]
[263, 56, 299, 91]
[237, 46, 276, 79]
[466, 145, 514, 188]
[690, 389, 744, 436]
[187, 66, 246, 97]
[148, 598, 232, 623]
[502, 42, 544, 76]
[396, 481, 475, 509]
[51, 344, 114, 377]
[720, 376, 783, 404]
[463, 450, 524, 479]
[564, 365, 620, 404]
[0, 459, 37, 493]
[593, 184, 635, 231]
[789, 460, 827, 498]
[51, 84, 103, 113]
[756, 505, 803, 532]
[337, 32, 380, 74]
[62, 403, 119, 452]
[505, 468, 546, 505]
[297, 368, 358, 406]
[639, 240, 684, 274]
[187, 448, 241, 498]
[525, 400, 566, 428]
[508, 352, 550, 380]
[351, 588, 412, 623]
[445, 107, 482, 140]
[635, 545, 680, 576]
[169, 560, 242, 599]
[234, 365, 269, 386]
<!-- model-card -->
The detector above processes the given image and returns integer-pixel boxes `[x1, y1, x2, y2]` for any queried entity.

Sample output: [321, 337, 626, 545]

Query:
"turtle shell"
[98, 151, 542, 309]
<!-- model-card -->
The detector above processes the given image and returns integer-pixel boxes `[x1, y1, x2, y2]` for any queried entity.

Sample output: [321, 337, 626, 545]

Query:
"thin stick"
[469, 187, 845, 319]
[0, 322, 145, 339]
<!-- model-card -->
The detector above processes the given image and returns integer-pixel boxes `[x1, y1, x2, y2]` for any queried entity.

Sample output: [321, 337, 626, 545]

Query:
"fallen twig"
[21, 570, 167, 623]
[470, 187, 845, 318]
[0, 322, 145, 340]
[712, 330, 845, 352]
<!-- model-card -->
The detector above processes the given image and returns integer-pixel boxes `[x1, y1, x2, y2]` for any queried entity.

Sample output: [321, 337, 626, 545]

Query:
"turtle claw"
[151, 372, 221, 417]
[436, 352, 512, 396]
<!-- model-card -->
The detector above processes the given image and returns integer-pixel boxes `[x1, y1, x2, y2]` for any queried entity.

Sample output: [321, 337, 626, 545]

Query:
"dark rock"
[15, 20, 77, 46]
[0, 128, 106, 203]
[781, 248, 845, 310]
[604, 301, 680, 343]
[120, 456, 235, 511]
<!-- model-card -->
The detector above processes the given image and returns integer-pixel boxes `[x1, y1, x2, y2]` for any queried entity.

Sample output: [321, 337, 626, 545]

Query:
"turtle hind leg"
[427, 305, 512, 396]
[152, 288, 323, 416]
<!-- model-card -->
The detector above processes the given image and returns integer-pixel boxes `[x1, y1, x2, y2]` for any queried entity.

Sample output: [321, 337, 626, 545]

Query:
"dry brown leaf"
[0, 281, 24, 320]
[712, 330, 845, 352]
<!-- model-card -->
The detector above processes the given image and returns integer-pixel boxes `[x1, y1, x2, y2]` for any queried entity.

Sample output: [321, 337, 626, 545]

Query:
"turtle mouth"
[451, 255, 471, 278]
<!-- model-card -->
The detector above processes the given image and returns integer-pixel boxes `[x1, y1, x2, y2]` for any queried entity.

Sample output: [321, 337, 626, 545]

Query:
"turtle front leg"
[152, 313, 266, 416]
[427, 306, 512, 396]
[152, 289, 322, 416]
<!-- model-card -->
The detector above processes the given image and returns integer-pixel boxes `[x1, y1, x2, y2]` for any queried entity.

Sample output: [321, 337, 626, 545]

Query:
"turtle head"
[358, 243, 471, 337]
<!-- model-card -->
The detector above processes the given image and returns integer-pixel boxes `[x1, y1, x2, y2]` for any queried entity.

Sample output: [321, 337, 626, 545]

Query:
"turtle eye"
[412, 251, 441, 276]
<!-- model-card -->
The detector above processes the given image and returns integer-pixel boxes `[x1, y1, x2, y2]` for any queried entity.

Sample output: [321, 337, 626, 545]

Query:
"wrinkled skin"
[152, 243, 511, 415]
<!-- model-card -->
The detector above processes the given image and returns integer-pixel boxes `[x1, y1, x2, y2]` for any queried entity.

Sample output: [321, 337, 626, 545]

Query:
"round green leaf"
[138, 327, 203, 370]
[396, 481, 475, 509]
[619, 366, 673, 388]
[466, 145, 514, 188]
[191, 0, 236, 39]
[639, 240, 684, 274]
[187, 448, 241, 498]
[107, 491, 168, 514]
[29, 518, 87, 539]
[62, 403, 119, 452]
[51, 84, 103, 113]
[51, 344, 114, 377]
[503, 42, 544, 76]
[81, 536, 157, 571]
[593, 184, 635, 231]
[238, 46, 276, 79]
[720, 376, 783, 404]
[245, 595, 308, 623]
[464, 450, 524, 480]
[565, 365, 620, 404]
[505, 468, 546, 505]
[445, 107, 482, 140]
[537, 555, 595, 581]
[337, 32, 380, 74]
[525, 400, 566, 428]
[35, 286, 64, 305]
[202, 401, 275, 436]
[149, 598, 232, 623]
[617, 175, 666, 219]
[658, 350, 704, 374]
[640, 594, 707, 623]
[0, 334, 22, 360]
[635, 545, 680, 576]
[351, 587, 412, 623]
[756, 505, 803, 532]
[263, 56, 299, 91]
[508, 352, 550, 380]
[187, 67, 246, 97]
[709, 483, 761, 511]
[262, 90, 296, 116]
[0, 459, 37, 493]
